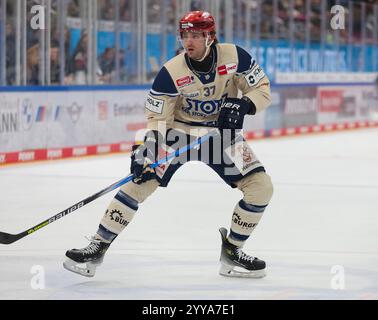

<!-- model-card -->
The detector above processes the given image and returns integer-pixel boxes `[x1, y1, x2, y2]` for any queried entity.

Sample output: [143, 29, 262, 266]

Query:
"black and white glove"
[130, 130, 162, 184]
[217, 97, 256, 130]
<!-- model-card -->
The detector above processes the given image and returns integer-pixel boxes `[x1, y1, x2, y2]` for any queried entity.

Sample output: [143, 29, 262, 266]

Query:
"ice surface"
[1, 129, 377, 300]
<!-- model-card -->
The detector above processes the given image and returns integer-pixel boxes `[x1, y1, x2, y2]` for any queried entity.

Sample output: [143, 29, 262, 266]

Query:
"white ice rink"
[1, 128, 377, 300]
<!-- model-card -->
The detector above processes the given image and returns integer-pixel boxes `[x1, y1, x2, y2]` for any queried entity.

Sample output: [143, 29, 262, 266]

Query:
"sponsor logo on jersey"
[155, 145, 175, 178]
[217, 63, 237, 75]
[232, 212, 258, 229]
[182, 91, 200, 98]
[108, 209, 130, 227]
[176, 76, 193, 88]
[145, 95, 164, 114]
[236, 144, 253, 164]
[183, 95, 227, 117]
[156, 148, 169, 176]
[244, 65, 265, 87]
[224, 141, 259, 175]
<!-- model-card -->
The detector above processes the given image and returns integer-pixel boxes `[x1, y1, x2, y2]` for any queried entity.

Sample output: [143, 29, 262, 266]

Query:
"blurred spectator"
[99, 0, 116, 20]
[27, 44, 40, 85]
[190, 0, 202, 11]
[51, 26, 74, 83]
[5, 22, 16, 85]
[63, 28, 76, 83]
[50, 42, 60, 85]
[147, 0, 161, 23]
[98, 47, 116, 83]
[67, 0, 80, 17]
[118, 49, 127, 82]
[119, 0, 132, 21]
[70, 30, 88, 84]
[97, 47, 128, 83]
[2, 0, 378, 87]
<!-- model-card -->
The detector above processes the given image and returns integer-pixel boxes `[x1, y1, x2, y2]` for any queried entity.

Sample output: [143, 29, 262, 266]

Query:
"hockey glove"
[218, 97, 256, 130]
[130, 130, 163, 184]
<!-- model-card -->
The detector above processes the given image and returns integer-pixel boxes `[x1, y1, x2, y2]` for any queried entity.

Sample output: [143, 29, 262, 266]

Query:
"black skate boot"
[63, 237, 110, 277]
[219, 227, 266, 278]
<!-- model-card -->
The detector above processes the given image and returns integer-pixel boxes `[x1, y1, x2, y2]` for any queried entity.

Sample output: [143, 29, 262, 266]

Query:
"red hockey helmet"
[179, 11, 216, 39]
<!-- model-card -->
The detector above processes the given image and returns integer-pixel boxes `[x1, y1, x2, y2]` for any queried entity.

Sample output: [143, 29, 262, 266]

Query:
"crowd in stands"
[2, 0, 377, 86]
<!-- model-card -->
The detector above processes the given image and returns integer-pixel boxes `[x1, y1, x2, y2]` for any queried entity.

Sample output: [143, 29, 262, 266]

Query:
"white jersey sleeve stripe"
[150, 89, 180, 97]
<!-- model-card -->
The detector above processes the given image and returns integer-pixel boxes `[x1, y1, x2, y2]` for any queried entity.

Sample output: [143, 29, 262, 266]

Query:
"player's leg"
[204, 131, 273, 277]
[63, 180, 159, 277]
[64, 129, 188, 277]
[219, 171, 273, 278]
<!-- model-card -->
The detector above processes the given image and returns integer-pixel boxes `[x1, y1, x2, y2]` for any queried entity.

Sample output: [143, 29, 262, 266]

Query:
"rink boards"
[0, 83, 377, 165]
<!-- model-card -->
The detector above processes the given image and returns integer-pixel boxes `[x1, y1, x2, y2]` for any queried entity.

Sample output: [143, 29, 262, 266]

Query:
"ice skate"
[63, 237, 110, 277]
[218, 227, 266, 278]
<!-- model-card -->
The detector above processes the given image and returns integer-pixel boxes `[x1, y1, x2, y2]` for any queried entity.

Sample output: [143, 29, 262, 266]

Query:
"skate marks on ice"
[0, 250, 377, 300]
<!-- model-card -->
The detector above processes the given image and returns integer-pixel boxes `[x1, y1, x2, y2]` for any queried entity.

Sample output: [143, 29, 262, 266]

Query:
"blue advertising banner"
[67, 28, 378, 80]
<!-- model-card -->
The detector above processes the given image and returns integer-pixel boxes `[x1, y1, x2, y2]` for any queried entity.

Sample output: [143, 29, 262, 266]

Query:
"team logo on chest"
[183, 94, 227, 117]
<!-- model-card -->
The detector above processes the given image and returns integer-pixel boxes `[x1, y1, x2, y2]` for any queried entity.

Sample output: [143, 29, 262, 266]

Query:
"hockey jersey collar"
[184, 44, 218, 85]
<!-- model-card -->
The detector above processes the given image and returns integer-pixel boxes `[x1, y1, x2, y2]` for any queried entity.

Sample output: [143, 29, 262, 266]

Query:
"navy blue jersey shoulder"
[151, 67, 178, 95]
[236, 45, 255, 73]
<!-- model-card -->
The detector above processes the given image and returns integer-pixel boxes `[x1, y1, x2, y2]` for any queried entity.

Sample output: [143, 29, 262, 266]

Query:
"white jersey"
[145, 43, 271, 134]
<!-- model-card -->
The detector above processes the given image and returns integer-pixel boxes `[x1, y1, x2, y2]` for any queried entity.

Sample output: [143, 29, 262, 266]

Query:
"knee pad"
[120, 179, 159, 203]
[236, 171, 273, 206]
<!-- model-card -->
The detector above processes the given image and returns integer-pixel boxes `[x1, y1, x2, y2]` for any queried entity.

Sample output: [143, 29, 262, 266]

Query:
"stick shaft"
[0, 130, 217, 244]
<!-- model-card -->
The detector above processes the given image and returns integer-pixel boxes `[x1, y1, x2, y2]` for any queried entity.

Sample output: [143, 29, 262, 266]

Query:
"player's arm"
[218, 46, 271, 130]
[234, 45, 271, 114]
[131, 67, 180, 182]
[145, 66, 180, 134]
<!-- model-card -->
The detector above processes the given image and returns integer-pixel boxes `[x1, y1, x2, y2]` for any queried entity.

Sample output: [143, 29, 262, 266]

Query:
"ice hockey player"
[64, 10, 273, 278]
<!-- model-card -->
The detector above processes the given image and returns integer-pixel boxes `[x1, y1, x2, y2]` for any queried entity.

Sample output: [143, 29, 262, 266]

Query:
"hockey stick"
[0, 129, 219, 245]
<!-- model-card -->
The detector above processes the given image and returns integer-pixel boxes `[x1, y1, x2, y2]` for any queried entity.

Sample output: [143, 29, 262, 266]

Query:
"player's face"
[181, 31, 207, 60]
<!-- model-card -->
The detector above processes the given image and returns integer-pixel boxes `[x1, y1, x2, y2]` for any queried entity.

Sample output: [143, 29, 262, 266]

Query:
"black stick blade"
[0, 232, 24, 245]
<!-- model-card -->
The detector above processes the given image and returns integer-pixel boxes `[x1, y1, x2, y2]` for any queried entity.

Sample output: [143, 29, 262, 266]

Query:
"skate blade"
[219, 264, 266, 278]
[63, 258, 98, 278]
